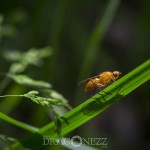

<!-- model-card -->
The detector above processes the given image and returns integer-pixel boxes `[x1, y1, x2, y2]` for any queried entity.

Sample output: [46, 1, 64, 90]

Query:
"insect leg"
[90, 79, 98, 94]
[111, 77, 115, 82]
[90, 80, 104, 94]
[93, 87, 97, 94]
[96, 83, 104, 90]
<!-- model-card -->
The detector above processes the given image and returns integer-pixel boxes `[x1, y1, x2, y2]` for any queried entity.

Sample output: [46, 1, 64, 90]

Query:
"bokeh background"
[0, 0, 150, 149]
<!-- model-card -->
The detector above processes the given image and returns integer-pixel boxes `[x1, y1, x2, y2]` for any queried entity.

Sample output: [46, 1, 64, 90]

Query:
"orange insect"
[79, 71, 121, 92]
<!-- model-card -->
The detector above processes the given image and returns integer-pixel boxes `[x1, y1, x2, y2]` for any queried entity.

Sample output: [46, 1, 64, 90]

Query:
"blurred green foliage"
[0, 0, 150, 149]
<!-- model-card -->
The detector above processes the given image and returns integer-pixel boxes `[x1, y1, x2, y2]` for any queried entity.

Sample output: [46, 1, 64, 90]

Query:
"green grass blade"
[0, 112, 39, 132]
[79, 0, 121, 80]
[11, 59, 150, 149]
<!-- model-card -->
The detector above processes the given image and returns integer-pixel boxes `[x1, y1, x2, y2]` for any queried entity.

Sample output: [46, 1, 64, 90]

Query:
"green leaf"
[8, 74, 51, 88]
[3, 47, 53, 74]
[11, 59, 150, 149]
[45, 89, 72, 110]
[47, 89, 68, 101]
[3, 47, 52, 66]
[23, 91, 68, 108]
[24, 92, 52, 107]
[9, 63, 27, 74]
[22, 47, 53, 66]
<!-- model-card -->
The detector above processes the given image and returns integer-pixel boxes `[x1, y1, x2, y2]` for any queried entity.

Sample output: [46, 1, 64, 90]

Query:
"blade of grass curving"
[0, 112, 39, 132]
[0, 113, 97, 149]
[79, 0, 121, 80]
[11, 59, 150, 149]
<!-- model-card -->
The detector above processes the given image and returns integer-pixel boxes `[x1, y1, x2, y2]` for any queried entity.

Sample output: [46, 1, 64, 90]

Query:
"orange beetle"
[79, 71, 121, 92]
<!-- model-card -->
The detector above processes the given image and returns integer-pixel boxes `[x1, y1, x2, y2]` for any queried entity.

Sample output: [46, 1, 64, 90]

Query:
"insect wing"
[78, 75, 100, 85]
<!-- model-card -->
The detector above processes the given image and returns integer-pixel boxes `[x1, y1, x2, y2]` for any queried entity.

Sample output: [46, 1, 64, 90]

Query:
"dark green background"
[0, 0, 150, 149]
